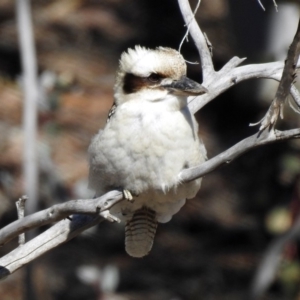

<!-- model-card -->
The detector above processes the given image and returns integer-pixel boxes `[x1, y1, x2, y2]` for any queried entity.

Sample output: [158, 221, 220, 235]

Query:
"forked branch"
[255, 18, 300, 131]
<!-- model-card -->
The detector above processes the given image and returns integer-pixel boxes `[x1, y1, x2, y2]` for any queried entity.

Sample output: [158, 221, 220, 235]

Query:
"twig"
[177, 0, 215, 79]
[178, 0, 201, 54]
[250, 215, 300, 299]
[16, 0, 39, 217]
[179, 128, 300, 182]
[257, 0, 278, 12]
[16, 2, 39, 298]
[256, 18, 300, 131]
[257, 0, 266, 11]
[273, 0, 278, 12]
[15, 196, 28, 246]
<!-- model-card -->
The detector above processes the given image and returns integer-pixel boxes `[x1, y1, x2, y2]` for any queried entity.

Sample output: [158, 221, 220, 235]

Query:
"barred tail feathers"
[125, 206, 158, 258]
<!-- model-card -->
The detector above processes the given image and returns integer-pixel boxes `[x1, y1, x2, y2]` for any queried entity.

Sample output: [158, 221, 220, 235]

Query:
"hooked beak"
[163, 76, 208, 96]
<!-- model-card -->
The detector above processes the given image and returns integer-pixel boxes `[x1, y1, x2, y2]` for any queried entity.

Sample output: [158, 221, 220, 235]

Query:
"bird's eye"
[147, 73, 161, 83]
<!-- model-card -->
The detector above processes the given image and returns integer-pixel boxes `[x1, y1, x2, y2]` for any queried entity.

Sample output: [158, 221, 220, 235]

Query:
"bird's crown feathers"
[118, 45, 186, 79]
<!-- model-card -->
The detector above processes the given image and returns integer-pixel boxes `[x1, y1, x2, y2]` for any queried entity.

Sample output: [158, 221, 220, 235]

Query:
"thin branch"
[257, 0, 266, 11]
[272, 0, 278, 12]
[188, 59, 300, 114]
[179, 128, 300, 182]
[178, 0, 201, 54]
[261, 73, 300, 108]
[15, 196, 27, 246]
[256, 18, 300, 131]
[257, 0, 278, 11]
[16, 0, 39, 217]
[177, 0, 215, 79]
[250, 215, 300, 300]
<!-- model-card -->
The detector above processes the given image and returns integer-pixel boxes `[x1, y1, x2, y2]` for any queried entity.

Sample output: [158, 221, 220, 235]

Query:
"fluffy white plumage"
[88, 46, 207, 257]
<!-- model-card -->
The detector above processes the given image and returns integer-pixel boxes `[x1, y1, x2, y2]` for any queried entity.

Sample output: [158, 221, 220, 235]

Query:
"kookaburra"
[88, 46, 207, 258]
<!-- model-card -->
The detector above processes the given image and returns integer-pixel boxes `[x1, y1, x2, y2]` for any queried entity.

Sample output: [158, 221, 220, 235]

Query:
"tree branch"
[179, 128, 300, 182]
[178, 1, 300, 117]
[257, 18, 300, 131]
[0, 191, 123, 279]
[177, 0, 215, 80]
[16, 0, 39, 217]
[188, 60, 300, 114]
[250, 215, 300, 300]
[0, 191, 123, 247]
[0, 215, 102, 279]
[15, 196, 27, 246]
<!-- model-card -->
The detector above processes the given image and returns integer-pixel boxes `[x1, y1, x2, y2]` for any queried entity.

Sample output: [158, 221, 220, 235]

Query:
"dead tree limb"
[0, 191, 123, 247]
[0, 215, 101, 279]
[179, 128, 300, 182]
[257, 18, 300, 131]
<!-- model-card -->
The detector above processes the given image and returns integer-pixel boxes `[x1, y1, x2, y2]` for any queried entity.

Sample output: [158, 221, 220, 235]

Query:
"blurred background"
[0, 0, 300, 299]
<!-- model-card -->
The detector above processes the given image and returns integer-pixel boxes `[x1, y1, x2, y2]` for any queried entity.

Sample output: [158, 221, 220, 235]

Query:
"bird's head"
[114, 46, 208, 107]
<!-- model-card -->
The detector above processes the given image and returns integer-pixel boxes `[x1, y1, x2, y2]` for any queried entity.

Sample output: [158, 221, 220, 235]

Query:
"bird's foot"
[100, 210, 121, 223]
[123, 189, 134, 202]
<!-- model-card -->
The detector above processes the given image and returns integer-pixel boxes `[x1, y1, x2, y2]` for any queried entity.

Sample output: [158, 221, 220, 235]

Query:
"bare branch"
[179, 128, 300, 182]
[181, 2, 300, 115]
[16, 0, 39, 217]
[188, 60, 300, 114]
[257, 0, 266, 11]
[260, 73, 300, 107]
[257, 0, 278, 11]
[250, 215, 300, 300]
[0, 191, 125, 279]
[15, 196, 28, 246]
[0, 191, 123, 247]
[257, 18, 300, 131]
[0, 215, 102, 279]
[272, 0, 278, 12]
[177, 0, 215, 79]
[178, 0, 201, 54]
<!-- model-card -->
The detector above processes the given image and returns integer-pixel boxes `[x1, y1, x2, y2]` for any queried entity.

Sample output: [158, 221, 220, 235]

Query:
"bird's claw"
[123, 189, 134, 202]
[100, 210, 121, 223]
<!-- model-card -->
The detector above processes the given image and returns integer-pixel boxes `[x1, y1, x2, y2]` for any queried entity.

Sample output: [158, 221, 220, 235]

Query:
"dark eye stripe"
[123, 73, 165, 94]
[123, 73, 144, 94]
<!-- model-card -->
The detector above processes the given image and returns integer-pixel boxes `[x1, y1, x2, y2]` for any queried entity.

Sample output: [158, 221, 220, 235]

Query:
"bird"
[88, 45, 207, 258]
